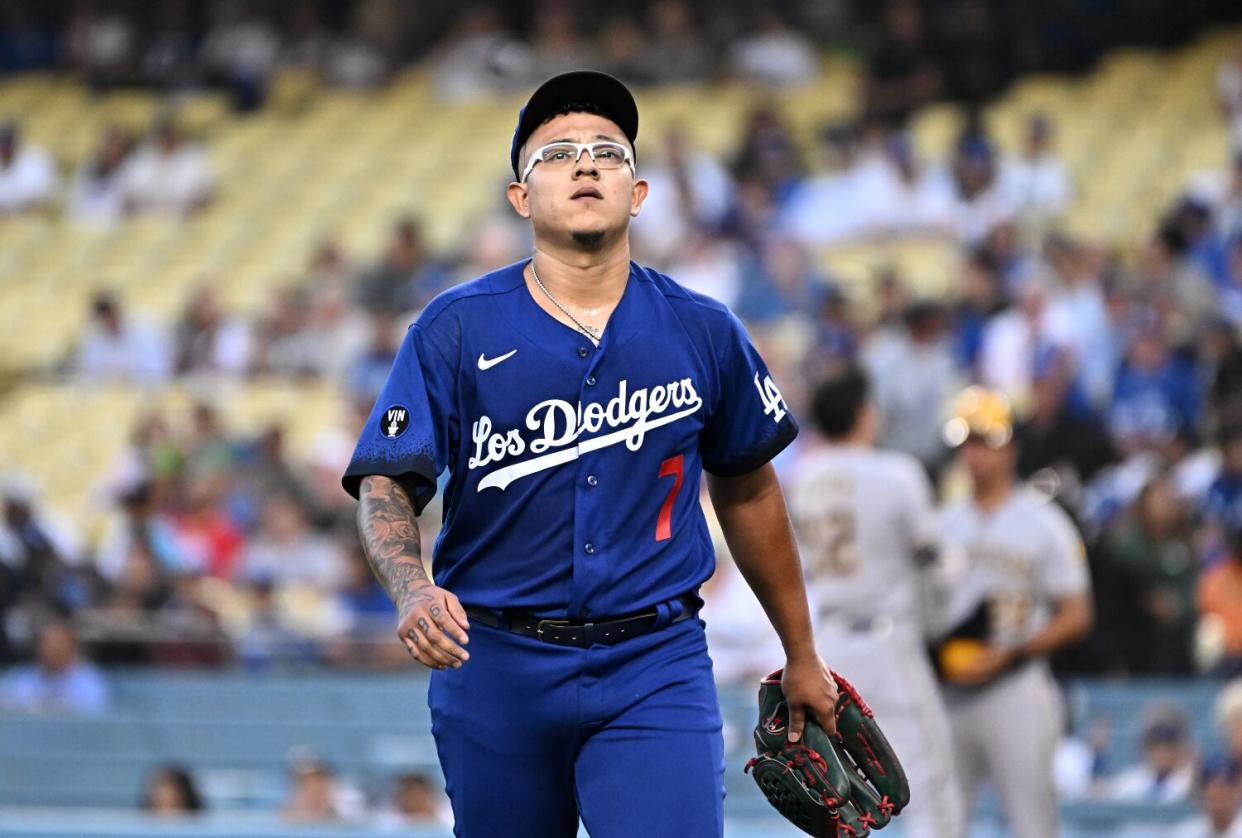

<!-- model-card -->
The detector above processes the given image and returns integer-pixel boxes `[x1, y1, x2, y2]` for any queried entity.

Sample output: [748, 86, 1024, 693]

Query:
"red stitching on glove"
[858, 812, 878, 828]
[854, 731, 886, 775]
[831, 671, 875, 718]
[877, 795, 895, 815]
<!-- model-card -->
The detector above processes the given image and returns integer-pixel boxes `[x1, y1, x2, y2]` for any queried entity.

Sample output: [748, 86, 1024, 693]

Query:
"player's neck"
[972, 477, 1013, 511]
[529, 242, 631, 310]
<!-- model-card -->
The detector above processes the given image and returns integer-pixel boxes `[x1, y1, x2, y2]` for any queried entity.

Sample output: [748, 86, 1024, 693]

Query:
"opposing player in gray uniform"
[938, 386, 1094, 838]
[787, 365, 965, 838]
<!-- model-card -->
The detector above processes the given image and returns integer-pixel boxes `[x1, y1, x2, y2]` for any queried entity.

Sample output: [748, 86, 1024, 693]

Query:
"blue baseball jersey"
[342, 260, 797, 618]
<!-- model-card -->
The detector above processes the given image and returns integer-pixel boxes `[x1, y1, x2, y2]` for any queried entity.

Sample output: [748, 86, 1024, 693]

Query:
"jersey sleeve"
[698, 310, 798, 476]
[1037, 501, 1091, 599]
[341, 324, 452, 513]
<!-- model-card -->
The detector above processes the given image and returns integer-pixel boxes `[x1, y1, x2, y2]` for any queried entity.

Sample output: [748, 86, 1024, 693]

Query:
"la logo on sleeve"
[382, 405, 409, 439]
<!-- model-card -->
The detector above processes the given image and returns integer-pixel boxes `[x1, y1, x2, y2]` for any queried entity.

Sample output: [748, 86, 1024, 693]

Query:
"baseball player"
[787, 364, 965, 838]
[937, 386, 1094, 838]
[341, 71, 838, 838]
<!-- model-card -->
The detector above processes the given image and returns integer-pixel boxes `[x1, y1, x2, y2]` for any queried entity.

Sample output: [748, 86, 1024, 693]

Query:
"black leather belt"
[466, 594, 698, 648]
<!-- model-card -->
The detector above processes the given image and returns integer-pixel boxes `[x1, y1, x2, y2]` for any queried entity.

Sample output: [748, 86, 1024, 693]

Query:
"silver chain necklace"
[529, 260, 602, 343]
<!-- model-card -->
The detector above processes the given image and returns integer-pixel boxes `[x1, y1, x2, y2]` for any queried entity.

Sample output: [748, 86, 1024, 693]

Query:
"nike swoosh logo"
[477, 349, 518, 370]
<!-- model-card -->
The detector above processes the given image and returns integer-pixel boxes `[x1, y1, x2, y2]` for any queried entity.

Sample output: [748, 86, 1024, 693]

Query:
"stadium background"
[3, 0, 1242, 835]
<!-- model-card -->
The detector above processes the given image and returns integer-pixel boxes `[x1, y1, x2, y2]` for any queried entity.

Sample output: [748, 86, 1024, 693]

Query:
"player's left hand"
[952, 644, 1017, 686]
[780, 654, 838, 740]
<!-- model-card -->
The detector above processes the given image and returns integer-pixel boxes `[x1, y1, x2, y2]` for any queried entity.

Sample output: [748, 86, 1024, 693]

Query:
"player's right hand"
[396, 582, 471, 670]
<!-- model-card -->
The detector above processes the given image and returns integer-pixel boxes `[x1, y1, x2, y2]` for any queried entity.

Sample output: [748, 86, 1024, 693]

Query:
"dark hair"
[142, 764, 204, 813]
[811, 364, 870, 439]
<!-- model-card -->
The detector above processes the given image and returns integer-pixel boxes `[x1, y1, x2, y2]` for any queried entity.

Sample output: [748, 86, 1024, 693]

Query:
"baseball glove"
[744, 669, 910, 837]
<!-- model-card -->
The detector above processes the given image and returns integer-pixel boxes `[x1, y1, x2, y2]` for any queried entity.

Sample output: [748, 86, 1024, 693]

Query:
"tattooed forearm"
[358, 475, 429, 608]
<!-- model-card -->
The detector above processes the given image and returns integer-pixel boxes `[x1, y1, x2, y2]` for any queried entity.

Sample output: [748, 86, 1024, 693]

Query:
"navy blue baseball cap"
[509, 71, 639, 180]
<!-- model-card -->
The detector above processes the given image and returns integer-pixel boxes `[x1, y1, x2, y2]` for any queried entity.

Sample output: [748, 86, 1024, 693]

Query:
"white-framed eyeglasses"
[520, 141, 635, 183]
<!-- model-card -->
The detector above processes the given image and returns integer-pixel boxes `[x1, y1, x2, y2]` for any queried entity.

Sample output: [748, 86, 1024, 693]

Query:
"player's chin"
[569, 228, 609, 249]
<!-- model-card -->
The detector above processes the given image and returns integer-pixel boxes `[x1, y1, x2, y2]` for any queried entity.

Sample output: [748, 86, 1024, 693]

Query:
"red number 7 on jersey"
[656, 454, 684, 542]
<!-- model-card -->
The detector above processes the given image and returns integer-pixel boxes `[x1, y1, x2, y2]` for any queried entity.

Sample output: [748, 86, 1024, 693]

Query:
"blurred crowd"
[4, 1, 1242, 679]
[9, 0, 1242, 830]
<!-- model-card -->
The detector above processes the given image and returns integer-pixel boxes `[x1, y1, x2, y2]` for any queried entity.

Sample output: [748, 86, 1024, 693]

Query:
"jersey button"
[577, 347, 589, 359]
[586, 375, 596, 386]
[586, 474, 598, 487]
[584, 543, 596, 555]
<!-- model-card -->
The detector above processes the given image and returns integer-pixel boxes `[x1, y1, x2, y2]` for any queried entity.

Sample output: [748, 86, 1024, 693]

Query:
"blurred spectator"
[1043, 236, 1115, 407]
[1108, 320, 1200, 455]
[645, 0, 712, 83]
[429, 5, 530, 100]
[233, 425, 317, 529]
[1216, 34, 1242, 150]
[783, 121, 892, 245]
[1056, 715, 1111, 800]
[321, 0, 399, 90]
[0, 119, 56, 214]
[1220, 240, 1242, 329]
[730, 107, 802, 199]
[1172, 756, 1242, 838]
[864, 300, 961, 473]
[238, 495, 344, 591]
[528, 3, 587, 80]
[600, 18, 658, 85]
[118, 117, 215, 217]
[1105, 702, 1196, 802]
[355, 217, 443, 314]
[945, 130, 1015, 245]
[631, 127, 734, 264]
[173, 287, 253, 376]
[235, 579, 318, 670]
[140, 0, 198, 90]
[664, 233, 744, 310]
[201, 1, 280, 111]
[280, 1, 331, 73]
[1205, 426, 1242, 542]
[865, 0, 942, 128]
[95, 481, 183, 585]
[251, 286, 322, 378]
[728, 11, 818, 87]
[140, 764, 205, 815]
[1003, 113, 1073, 223]
[1215, 681, 1242, 767]
[1016, 348, 1117, 488]
[172, 476, 245, 579]
[951, 249, 1007, 374]
[1199, 526, 1242, 677]
[979, 278, 1059, 402]
[281, 754, 357, 823]
[733, 238, 827, 326]
[334, 544, 394, 635]
[65, 1, 135, 90]
[66, 125, 133, 225]
[1215, 152, 1242, 245]
[1098, 474, 1197, 675]
[375, 771, 449, 828]
[0, 620, 109, 715]
[1209, 320, 1242, 425]
[868, 133, 955, 237]
[306, 282, 373, 383]
[0, 471, 83, 574]
[73, 291, 172, 382]
[0, 473, 91, 660]
[345, 313, 401, 403]
[1135, 222, 1217, 343]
